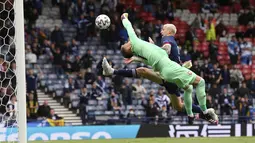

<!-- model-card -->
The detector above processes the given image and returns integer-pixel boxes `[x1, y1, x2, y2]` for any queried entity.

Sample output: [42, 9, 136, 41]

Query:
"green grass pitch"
[19, 137, 255, 143]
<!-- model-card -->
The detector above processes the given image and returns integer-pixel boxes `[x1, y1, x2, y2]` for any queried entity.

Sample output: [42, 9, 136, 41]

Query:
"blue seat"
[104, 111, 114, 115]
[88, 100, 97, 105]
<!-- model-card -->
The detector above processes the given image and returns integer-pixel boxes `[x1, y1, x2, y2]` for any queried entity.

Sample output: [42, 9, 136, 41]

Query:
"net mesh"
[0, 0, 18, 142]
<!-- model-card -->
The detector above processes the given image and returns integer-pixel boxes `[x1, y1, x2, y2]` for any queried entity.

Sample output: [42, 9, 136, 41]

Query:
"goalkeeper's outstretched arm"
[121, 13, 138, 43]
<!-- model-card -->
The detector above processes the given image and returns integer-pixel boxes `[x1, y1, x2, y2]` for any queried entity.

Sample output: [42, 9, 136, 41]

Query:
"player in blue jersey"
[102, 23, 217, 124]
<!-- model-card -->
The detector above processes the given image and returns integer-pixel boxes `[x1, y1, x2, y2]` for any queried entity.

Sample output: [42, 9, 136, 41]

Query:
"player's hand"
[121, 13, 128, 20]
[124, 58, 133, 64]
[182, 60, 192, 69]
[148, 37, 154, 44]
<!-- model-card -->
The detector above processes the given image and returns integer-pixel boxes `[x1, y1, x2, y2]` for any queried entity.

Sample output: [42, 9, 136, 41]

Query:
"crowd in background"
[0, 0, 254, 125]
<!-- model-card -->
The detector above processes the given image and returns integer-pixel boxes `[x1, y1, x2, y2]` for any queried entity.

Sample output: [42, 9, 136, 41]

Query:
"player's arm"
[124, 56, 146, 64]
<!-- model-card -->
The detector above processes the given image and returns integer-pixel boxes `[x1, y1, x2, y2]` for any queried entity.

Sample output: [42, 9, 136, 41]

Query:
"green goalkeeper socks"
[195, 78, 207, 112]
[183, 85, 194, 116]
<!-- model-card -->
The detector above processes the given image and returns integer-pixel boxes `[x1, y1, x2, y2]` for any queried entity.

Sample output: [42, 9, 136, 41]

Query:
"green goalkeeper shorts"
[156, 57, 197, 89]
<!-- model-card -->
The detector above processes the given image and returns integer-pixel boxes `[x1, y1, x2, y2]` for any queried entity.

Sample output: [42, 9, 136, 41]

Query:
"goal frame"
[15, 0, 27, 142]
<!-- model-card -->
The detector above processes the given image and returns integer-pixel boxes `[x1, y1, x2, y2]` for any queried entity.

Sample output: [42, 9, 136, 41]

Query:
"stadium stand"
[1, 0, 253, 126]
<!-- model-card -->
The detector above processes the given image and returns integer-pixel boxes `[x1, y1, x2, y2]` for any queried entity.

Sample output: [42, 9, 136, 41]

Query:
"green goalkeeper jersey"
[122, 18, 169, 71]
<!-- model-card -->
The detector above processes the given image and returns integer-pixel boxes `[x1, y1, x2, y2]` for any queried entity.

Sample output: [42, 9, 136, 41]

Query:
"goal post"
[15, 0, 27, 142]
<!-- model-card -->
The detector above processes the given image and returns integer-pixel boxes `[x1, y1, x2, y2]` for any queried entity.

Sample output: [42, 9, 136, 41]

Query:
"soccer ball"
[95, 14, 111, 29]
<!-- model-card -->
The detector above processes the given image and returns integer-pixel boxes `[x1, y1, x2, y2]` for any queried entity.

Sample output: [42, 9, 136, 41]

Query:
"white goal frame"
[15, 0, 27, 142]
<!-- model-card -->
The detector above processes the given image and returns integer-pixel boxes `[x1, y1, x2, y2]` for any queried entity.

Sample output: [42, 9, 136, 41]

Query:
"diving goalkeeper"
[115, 13, 218, 124]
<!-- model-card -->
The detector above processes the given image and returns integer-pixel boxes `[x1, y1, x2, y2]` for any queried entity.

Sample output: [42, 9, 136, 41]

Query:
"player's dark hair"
[121, 47, 133, 58]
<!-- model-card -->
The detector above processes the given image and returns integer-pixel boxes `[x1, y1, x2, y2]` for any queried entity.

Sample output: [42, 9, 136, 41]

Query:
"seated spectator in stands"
[59, 0, 69, 22]
[209, 63, 222, 85]
[210, 0, 218, 13]
[126, 108, 137, 124]
[37, 100, 51, 119]
[79, 87, 89, 125]
[27, 92, 38, 120]
[76, 15, 90, 43]
[155, 88, 170, 112]
[215, 20, 228, 38]
[51, 26, 65, 46]
[219, 88, 232, 115]
[201, 0, 211, 13]
[107, 91, 121, 111]
[90, 82, 103, 100]
[208, 42, 218, 63]
[247, 74, 255, 93]
[244, 22, 255, 38]
[132, 79, 147, 99]
[47, 109, 63, 120]
[25, 46, 37, 65]
[141, 95, 159, 124]
[235, 26, 245, 39]
[228, 36, 240, 65]
[238, 9, 254, 26]
[208, 83, 221, 100]
[237, 97, 250, 123]
[221, 65, 230, 88]
[6, 95, 17, 118]
[96, 76, 106, 91]
[201, 59, 213, 86]
[81, 49, 95, 70]
[206, 95, 216, 109]
[85, 68, 96, 84]
[86, 0, 96, 14]
[63, 78, 75, 107]
[63, 55, 73, 74]
[239, 38, 252, 65]
[236, 82, 250, 98]
[72, 56, 82, 73]
[121, 79, 133, 106]
[74, 72, 86, 89]
[230, 95, 237, 110]
[69, 39, 79, 56]
[190, 60, 201, 76]
[230, 65, 244, 89]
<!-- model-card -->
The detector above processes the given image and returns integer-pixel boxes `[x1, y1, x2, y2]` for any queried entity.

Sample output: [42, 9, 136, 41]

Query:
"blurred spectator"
[209, 63, 222, 85]
[239, 38, 252, 65]
[237, 97, 250, 123]
[48, 109, 63, 120]
[215, 20, 228, 38]
[76, 15, 90, 43]
[247, 74, 255, 92]
[63, 78, 75, 107]
[155, 88, 170, 111]
[63, 55, 73, 74]
[74, 72, 86, 89]
[236, 82, 250, 98]
[86, 0, 96, 14]
[80, 49, 95, 70]
[201, 0, 211, 13]
[25, 46, 37, 65]
[190, 60, 201, 76]
[59, 0, 69, 22]
[238, 9, 254, 26]
[6, 95, 17, 118]
[210, 0, 218, 13]
[79, 87, 89, 125]
[180, 50, 191, 63]
[90, 82, 103, 100]
[37, 100, 51, 118]
[219, 88, 232, 115]
[85, 68, 96, 84]
[96, 76, 106, 91]
[107, 91, 121, 110]
[51, 26, 65, 46]
[206, 95, 216, 109]
[221, 65, 230, 87]
[208, 41, 218, 63]
[69, 39, 80, 56]
[235, 26, 245, 39]
[228, 36, 240, 65]
[230, 65, 244, 89]
[132, 79, 147, 99]
[208, 83, 221, 100]
[126, 108, 137, 124]
[101, 0, 117, 13]
[205, 16, 217, 42]
[121, 79, 133, 106]
[72, 56, 82, 72]
[244, 22, 255, 38]
[108, 24, 120, 52]
[141, 95, 159, 123]
[230, 95, 237, 110]
[27, 92, 38, 120]
[26, 69, 40, 100]
[50, 45, 64, 76]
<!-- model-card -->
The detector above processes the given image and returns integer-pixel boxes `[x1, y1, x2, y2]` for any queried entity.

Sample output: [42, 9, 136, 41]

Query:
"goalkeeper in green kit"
[113, 13, 218, 124]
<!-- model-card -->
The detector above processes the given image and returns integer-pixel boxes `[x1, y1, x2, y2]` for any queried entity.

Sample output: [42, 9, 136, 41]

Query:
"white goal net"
[0, 0, 27, 142]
